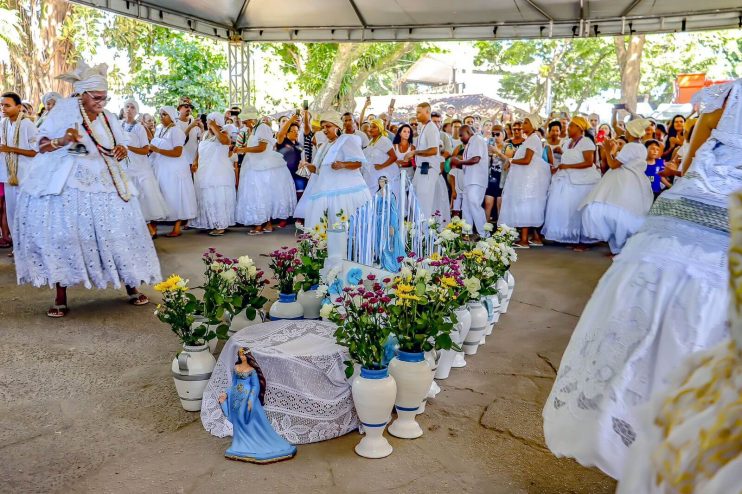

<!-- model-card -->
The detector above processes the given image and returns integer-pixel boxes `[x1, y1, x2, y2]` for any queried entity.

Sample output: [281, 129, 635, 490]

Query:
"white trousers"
[4, 183, 18, 240]
[463, 184, 487, 235]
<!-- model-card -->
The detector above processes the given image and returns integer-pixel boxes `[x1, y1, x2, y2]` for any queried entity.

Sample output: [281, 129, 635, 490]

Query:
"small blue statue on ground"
[218, 346, 297, 463]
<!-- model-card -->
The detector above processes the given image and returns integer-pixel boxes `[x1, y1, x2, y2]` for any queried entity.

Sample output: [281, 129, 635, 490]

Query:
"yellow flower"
[319, 232, 327, 240]
[339, 214, 349, 223]
[313, 224, 322, 233]
[154, 274, 184, 292]
[429, 253, 441, 261]
[395, 283, 414, 294]
[441, 276, 457, 288]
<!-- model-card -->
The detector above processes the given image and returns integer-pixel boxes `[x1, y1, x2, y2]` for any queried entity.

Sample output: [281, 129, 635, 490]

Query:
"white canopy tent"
[71, 0, 741, 42]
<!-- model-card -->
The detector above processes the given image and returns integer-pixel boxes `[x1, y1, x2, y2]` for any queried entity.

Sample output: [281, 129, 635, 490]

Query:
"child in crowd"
[645, 139, 670, 200]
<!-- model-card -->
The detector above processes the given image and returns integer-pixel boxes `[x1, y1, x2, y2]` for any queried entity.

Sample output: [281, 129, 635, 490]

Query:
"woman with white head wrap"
[362, 118, 397, 196]
[36, 92, 63, 128]
[190, 112, 236, 235]
[121, 98, 169, 232]
[545, 80, 742, 482]
[577, 118, 653, 254]
[13, 60, 161, 317]
[149, 105, 198, 237]
[497, 113, 551, 247]
[234, 113, 296, 234]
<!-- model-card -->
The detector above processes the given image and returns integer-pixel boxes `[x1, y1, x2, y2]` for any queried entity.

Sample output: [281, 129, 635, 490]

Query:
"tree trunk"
[614, 35, 645, 114]
[313, 43, 362, 113]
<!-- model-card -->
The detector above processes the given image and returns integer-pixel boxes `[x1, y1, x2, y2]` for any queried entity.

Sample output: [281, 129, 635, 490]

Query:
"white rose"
[247, 265, 258, 276]
[483, 223, 494, 232]
[463, 277, 481, 297]
[428, 217, 437, 227]
[237, 255, 254, 269]
[220, 270, 237, 283]
[415, 268, 430, 282]
[399, 266, 413, 280]
[439, 229, 456, 241]
[319, 303, 334, 319]
[483, 267, 495, 278]
[316, 285, 329, 298]
[209, 263, 221, 272]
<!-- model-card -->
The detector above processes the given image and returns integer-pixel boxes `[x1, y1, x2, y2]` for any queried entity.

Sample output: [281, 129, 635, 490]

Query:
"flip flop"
[128, 293, 149, 306]
[165, 232, 182, 238]
[514, 243, 530, 249]
[528, 240, 544, 247]
[47, 304, 69, 318]
[247, 229, 264, 236]
[208, 230, 226, 237]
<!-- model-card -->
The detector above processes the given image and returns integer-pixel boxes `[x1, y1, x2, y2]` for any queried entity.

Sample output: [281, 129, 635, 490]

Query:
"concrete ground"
[0, 226, 616, 494]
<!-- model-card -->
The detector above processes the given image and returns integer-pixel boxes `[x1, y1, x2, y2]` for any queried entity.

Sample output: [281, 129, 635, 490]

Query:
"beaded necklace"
[1, 114, 26, 186]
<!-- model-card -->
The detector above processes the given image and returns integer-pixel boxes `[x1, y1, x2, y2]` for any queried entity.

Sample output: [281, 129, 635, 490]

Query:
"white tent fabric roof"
[70, 0, 742, 42]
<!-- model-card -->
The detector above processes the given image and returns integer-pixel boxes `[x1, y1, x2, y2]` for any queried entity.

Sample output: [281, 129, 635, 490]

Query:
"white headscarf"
[626, 118, 651, 139]
[57, 60, 109, 94]
[525, 114, 543, 130]
[124, 98, 139, 114]
[207, 112, 225, 127]
[160, 106, 179, 123]
[42, 92, 62, 107]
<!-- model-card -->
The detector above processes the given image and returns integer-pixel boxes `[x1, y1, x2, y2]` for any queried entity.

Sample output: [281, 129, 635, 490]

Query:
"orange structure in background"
[674, 73, 732, 104]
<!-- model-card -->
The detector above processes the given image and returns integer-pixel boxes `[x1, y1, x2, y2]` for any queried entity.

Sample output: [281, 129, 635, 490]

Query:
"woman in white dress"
[120, 98, 169, 237]
[149, 106, 197, 237]
[234, 117, 296, 235]
[393, 123, 415, 185]
[497, 115, 551, 248]
[294, 111, 372, 229]
[543, 79, 742, 480]
[578, 119, 653, 254]
[190, 112, 235, 236]
[363, 119, 398, 197]
[14, 61, 160, 317]
[542, 116, 599, 250]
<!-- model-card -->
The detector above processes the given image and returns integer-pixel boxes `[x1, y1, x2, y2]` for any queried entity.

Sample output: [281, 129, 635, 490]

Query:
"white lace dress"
[498, 133, 551, 227]
[201, 320, 358, 444]
[14, 97, 161, 289]
[121, 121, 169, 221]
[543, 79, 742, 480]
[150, 125, 198, 221]
[190, 136, 236, 230]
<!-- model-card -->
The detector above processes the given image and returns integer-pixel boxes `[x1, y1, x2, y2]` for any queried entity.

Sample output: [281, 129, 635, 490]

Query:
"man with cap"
[175, 96, 202, 170]
[13, 60, 161, 317]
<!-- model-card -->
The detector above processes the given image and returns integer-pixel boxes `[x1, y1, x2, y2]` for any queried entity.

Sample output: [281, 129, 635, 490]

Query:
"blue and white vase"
[297, 284, 322, 320]
[481, 294, 501, 340]
[269, 293, 304, 321]
[451, 306, 471, 368]
[463, 301, 487, 355]
[352, 366, 397, 458]
[388, 351, 433, 439]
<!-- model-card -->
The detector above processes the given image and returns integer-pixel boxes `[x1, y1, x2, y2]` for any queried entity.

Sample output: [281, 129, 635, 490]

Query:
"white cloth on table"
[201, 320, 359, 444]
[150, 125, 197, 221]
[498, 133, 551, 227]
[362, 137, 397, 196]
[542, 137, 599, 243]
[191, 137, 236, 230]
[121, 121, 169, 221]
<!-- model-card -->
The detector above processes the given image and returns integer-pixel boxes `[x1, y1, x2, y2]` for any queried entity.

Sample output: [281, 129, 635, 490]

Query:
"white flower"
[319, 303, 334, 319]
[483, 267, 495, 278]
[247, 265, 258, 276]
[483, 223, 494, 232]
[237, 255, 254, 269]
[462, 222, 473, 234]
[399, 266, 413, 280]
[220, 270, 237, 283]
[439, 229, 457, 241]
[175, 278, 189, 290]
[415, 268, 430, 282]
[463, 277, 481, 297]
[209, 263, 222, 272]
[316, 285, 329, 298]
[326, 265, 341, 282]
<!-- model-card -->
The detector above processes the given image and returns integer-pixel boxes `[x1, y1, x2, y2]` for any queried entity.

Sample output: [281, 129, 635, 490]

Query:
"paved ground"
[0, 226, 616, 494]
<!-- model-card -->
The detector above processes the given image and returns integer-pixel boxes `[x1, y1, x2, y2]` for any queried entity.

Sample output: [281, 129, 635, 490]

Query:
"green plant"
[154, 274, 217, 347]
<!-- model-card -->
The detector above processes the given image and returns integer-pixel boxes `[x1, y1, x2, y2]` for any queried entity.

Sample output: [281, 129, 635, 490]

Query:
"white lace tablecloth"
[200, 320, 359, 444]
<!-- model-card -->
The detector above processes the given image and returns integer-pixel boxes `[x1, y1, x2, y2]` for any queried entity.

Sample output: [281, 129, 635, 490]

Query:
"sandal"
[247, 229, 264, 236]
[165, 231, 182, 238]
[528, 240, 544, 247]
[208, 229, 226, 237]
[47, 304, 69, 318]
[128, 293, 149, 306]
[514, 243, 530, 249]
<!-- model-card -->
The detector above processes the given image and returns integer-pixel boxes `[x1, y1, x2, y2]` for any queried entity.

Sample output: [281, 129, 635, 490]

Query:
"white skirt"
[498, 161, 550, 228]
[129, 171, 169, 221]
[14, 187, 162, 289]
[235, 167, 297, 226]
[581, 202, 646, 254]
[191, 185, 237, 230]
[153, 158, 197, 221]
[542, 173, 598, 244]
[543, 216, 729, 480]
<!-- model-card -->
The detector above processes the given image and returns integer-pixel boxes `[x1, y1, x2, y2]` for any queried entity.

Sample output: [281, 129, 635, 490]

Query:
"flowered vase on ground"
[297, 285, 322, 320]
[452, 306, 472, 368]
[268, 293, 304, 321]
[351, 366, 397, 458]
[482, 294, 501, 339]
[388, 351, 433, 439]
[171, 343, 216, 412]
[463, 301, 488, 355]
[227, 309, 265, 337]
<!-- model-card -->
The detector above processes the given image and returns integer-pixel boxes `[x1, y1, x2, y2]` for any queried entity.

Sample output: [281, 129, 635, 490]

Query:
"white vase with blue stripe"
[351, 366, 397, 458]
[388, 351, 434, 439]
[268, 293, 304, 321]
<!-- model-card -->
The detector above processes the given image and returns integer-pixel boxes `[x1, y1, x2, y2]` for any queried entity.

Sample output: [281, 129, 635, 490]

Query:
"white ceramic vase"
[297, 285, 322, 320]
[451, 306, 471, 368]
[268, 293, 304, 320]
[418, 351, 439, 415]
[500, 270, 515, 313]
[463, 301, 488, 355]
[482, 294, 501, 338]
[352, 367, 397, 458]
[171, 343, 216, 411]
[227, 309, 265, 337]
[388, 351, 433, 439]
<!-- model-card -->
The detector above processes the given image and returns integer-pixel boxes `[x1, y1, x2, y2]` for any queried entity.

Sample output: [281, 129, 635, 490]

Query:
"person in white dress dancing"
[579, 119, 653, 254]
[120, 98, 169, 237]
[234, 115, 296, 235]
[498, 115, 551, 248]
[362, 118, 397, 197]
[190, 112, 235, 236]
[542, 116, 599, 250]
[543, 79, 742, 480]
[294, 111, 371, 229]
[149, 106, 198, 237]
[14, 61, 161, 317]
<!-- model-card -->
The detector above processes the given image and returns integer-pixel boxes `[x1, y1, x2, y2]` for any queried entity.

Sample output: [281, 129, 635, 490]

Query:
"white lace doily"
[200, 320, 359, 444]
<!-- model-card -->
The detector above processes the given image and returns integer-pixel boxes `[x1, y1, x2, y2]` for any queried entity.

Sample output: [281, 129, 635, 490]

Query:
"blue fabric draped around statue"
[220, 370, 297, 463]
[375, 191, 406, 272]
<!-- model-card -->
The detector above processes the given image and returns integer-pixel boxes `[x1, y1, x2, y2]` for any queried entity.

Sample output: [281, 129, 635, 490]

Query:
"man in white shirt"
[432, 111, 453, 161]
[0, 91, 38, 245]
[342, 112, 369, 148]
[412, 102, 441, 218]
[175, 96, 202, 167]
[452, 125, 488, 235]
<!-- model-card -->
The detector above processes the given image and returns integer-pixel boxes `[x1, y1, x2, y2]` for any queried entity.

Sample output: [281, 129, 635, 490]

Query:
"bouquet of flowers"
[436, 216, 473, 257]
[321, 273, 392, 378]
[154, 274, 215, 346]
[195, 249, 235, 340]
[492, 224, 519, 247]
[224, 255, 270, 322]
[295, 220, 329, 292]
[386, 255, 462, 353]
[268, 246, 301, 295]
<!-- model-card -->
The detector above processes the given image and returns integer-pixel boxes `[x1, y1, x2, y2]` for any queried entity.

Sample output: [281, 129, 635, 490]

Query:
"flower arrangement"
[154, 274, 213, 347]
[225, 255, 270, 322]
[386, 255, 462, 353]
[295, 219, 329, 292]
[321, 273, 392, 378]
[268, 246, 301, 295]
[436, 216, 473, 256]
[199, 249, 236, 327]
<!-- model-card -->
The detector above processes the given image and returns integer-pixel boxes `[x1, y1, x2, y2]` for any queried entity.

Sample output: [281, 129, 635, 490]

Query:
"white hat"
[319, 111, 343, 129]
[123, 98, 139, 114]
[57, 60, 108, 94]
[159, 106, 179, 123]
[626, 118, 651, 138]
[207, 111, 225, 127]
[42, 92, 62, 106]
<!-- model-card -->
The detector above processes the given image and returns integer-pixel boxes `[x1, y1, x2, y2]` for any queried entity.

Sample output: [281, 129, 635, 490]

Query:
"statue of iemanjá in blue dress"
[218, 347, 297, 463]
[375, 176, 406, 272]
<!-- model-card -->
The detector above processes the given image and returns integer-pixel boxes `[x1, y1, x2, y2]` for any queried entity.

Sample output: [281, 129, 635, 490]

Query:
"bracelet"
[50, 138, 61, 149]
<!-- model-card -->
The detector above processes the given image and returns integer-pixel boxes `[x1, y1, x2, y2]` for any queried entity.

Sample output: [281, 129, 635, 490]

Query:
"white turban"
[124, 98, 139, 114]
[524, 114, 543, 130]
[626, 118, 651, 138]
[207, 112, 225, 127]
[160, 106, 179, 123]
[57, 60, 109, 94]
[42, 92, 62, 106]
